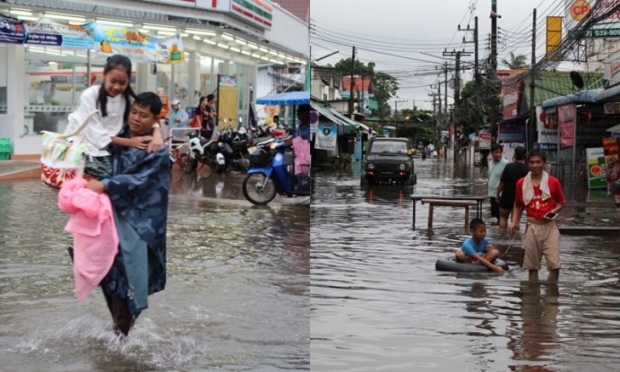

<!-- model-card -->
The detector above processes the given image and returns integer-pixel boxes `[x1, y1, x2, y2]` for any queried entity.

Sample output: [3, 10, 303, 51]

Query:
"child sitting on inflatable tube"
[455, 218, 505, 274]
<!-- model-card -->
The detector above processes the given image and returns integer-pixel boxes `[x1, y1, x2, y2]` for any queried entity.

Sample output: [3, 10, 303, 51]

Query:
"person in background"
[496, 146, 529, 232]
[295, 104, 311, 141]
[193, 94, 217, 140]
[487, 143, 509, 225]
[509, 150, 565, 282]
[166, 99, 189, 142]
[455, 218, 504, 274]
[64, 55, 164, 180]
[156, 87, 169, 123]
[606, 157, 620, 208]
[85, 92, 171, 337]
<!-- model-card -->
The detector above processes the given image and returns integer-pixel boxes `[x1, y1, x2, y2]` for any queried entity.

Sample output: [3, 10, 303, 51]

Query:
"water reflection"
[508, 283, 560, 371]
[311, 162, 620, 371]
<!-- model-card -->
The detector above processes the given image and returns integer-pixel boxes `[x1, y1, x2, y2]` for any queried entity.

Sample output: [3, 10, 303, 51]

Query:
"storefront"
[0, 0, 309, 158]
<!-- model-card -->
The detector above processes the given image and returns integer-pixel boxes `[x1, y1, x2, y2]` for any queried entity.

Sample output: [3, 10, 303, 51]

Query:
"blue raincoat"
[100, 127, 171, 316]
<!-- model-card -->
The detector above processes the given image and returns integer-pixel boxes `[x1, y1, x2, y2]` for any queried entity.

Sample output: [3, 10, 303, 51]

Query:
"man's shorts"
[522, 222, 561, 271]
[490, 197, 500, 219]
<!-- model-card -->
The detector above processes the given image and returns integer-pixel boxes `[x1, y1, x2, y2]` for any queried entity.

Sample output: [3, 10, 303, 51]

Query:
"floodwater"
[0, 174, 309, 371]
[311, 158, 620, 371]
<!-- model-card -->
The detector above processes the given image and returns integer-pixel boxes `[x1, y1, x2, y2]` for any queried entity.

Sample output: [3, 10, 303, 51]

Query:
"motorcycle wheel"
[180, 154, 197, 174]
[242, 173, 277, 205]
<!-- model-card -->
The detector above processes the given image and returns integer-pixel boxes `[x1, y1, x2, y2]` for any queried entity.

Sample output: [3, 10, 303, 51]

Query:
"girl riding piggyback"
[64, 54, 163, 180]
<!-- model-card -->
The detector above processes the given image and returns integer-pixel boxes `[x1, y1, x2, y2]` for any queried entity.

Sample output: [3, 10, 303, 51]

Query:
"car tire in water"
[242, 173, 277, 205]
[180, 154, 197, 174]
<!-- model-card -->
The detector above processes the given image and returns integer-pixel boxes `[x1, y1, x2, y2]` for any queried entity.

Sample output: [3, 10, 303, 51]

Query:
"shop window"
[0, 87, 6, 113]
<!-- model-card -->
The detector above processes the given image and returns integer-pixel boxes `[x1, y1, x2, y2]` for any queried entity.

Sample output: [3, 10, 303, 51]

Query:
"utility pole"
[461, 16, 481, 164]
[443, 49, 471, 164]
[444, 62, 448, 116]
[489, 0, 500, 142]
[349, 46, 356, 119]
[528, 9, 537, 152]
[394, 98, 407, 121]
[459, 16, 479, 80]
[442, 50, 472, 107]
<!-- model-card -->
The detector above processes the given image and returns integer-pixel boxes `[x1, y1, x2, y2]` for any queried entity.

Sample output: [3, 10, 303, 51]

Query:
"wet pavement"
[2, 157, 620, 371]
[0, 171, 309, 371]
[310, 158, 620, 371]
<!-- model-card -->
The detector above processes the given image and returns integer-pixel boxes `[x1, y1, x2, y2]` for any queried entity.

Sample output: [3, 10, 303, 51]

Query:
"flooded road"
[0, 174, 309, 371]
[311, 158, 620, 371]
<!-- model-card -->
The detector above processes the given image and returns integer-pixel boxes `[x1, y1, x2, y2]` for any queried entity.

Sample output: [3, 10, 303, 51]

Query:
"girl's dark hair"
[97, 55, 136, 121]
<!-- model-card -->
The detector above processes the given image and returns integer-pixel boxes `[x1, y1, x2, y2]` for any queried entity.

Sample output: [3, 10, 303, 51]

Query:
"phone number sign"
[580, 28, 620, 38]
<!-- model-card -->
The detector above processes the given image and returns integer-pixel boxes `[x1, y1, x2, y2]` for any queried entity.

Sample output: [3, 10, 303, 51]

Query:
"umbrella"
[256, 91, 309, 106]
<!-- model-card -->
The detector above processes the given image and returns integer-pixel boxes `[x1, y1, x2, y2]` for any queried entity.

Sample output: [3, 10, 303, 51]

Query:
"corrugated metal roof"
[523, 71, 605, 106]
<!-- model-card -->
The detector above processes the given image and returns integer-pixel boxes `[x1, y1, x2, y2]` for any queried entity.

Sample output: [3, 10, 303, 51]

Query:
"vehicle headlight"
[399, 163, 406, 170]
[367, 163, 374, 170]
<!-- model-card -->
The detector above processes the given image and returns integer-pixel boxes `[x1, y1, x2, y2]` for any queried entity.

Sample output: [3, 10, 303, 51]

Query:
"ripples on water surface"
[311, 159, 620, 372]
[0, 179, 309, 371]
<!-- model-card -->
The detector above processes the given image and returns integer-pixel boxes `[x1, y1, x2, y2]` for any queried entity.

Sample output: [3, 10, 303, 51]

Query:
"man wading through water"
[85, 92, 171, 336]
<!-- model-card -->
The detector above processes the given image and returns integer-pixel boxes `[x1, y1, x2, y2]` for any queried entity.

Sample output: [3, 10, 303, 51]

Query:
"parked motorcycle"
[218, 128, 251, 171]
[183, 131, 226, 174]
[241, 137, 311, 205]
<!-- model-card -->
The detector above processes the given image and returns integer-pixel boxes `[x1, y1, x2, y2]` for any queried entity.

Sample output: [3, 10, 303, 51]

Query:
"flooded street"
[311, 158, 620, 371]
[0, 174, 309, 371]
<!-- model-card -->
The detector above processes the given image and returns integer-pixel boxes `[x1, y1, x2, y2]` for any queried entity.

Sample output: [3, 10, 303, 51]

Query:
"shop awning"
[327, 108, 375, 134]
[597, 84, 620, 102]
[256, 91, 310, 106]
[310, 102, 355, 128]
[541, 89, 601, 109]
[607, 123, 620, 132]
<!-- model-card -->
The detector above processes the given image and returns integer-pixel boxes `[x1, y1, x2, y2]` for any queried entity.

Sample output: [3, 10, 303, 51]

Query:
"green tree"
[456, 79, 501, 146]
[333, 58, 398, 120]
[501, 52, 528, 69]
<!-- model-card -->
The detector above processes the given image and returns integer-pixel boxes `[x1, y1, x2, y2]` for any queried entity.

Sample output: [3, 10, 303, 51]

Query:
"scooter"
[241, 137, 311, 205]
[184, 131, 226, 174]
[218, 128, 251, 171]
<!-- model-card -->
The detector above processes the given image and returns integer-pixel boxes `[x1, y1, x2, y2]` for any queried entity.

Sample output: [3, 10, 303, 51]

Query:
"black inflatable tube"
[435, 257, 510, 272]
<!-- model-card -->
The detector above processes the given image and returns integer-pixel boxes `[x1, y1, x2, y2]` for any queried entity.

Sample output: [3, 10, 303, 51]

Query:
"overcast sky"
[310, 0, 572, 111]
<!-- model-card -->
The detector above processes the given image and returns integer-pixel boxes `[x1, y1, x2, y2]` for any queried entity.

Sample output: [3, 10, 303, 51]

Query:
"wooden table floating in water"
[411, 195, 486, 229]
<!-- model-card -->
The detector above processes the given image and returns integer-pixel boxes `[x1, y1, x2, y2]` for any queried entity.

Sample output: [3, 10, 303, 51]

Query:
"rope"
[503, 233, 519, 255]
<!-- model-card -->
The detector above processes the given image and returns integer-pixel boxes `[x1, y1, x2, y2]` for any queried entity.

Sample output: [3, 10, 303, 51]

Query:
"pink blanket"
[292, 137, 311, 175]
[58, 178, 118, 300]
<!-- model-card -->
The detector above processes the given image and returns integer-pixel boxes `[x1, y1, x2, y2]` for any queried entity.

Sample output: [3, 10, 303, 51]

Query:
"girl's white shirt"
[64, 85, 126, 157]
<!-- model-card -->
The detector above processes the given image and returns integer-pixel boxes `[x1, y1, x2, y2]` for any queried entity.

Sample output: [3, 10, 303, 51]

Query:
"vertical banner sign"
[586, 147, 607, 188]
[558, 104, 575, 148]
[536, 106, 558, 146]
[546, 16, 563, 61]
[479, 132, 491, 150]
[315, 123, 337, 151]
[217, 74, 238, 131]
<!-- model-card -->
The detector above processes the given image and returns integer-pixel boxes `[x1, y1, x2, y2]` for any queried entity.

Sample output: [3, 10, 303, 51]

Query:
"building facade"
[0, 0, 309, 158]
